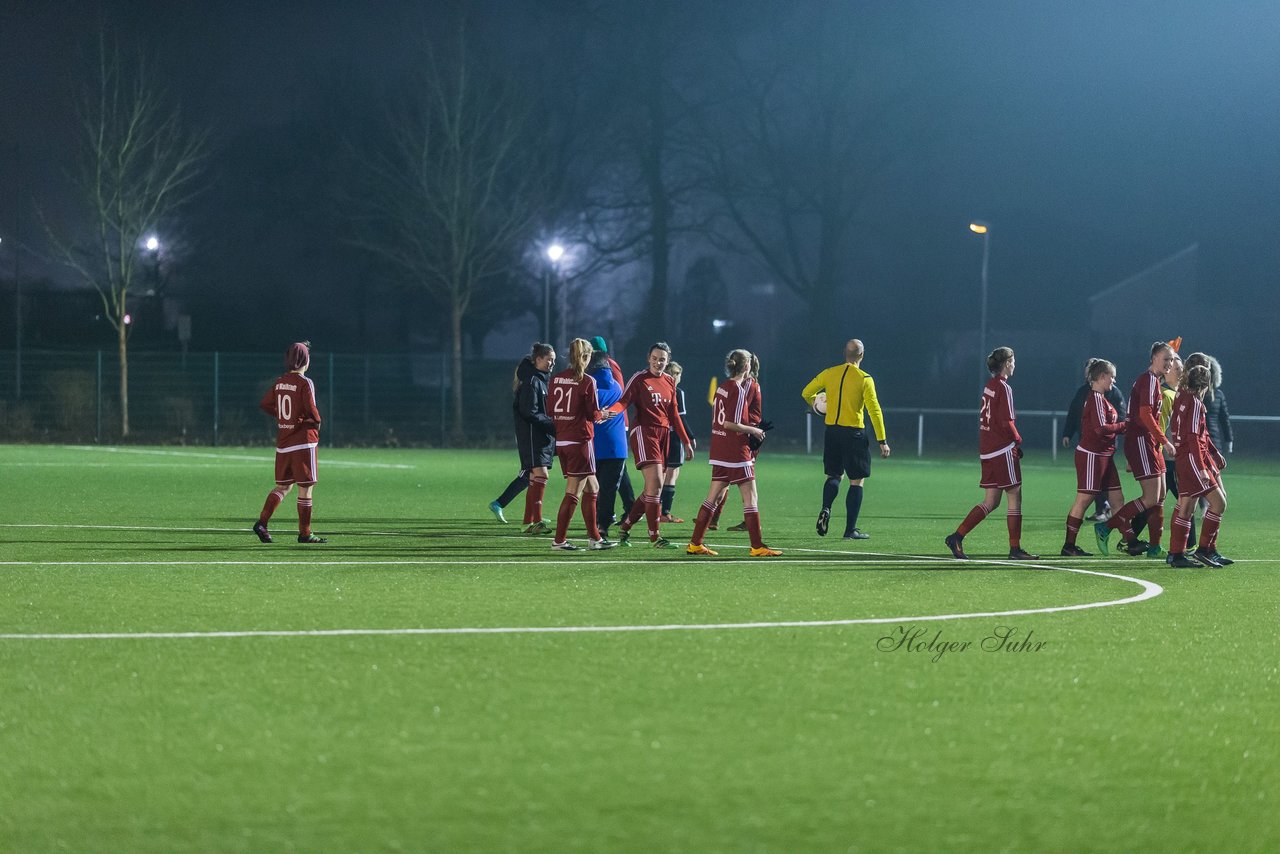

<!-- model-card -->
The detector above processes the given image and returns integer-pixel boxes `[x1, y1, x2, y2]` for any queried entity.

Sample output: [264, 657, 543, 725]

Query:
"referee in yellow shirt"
[801, 339, 891, 539]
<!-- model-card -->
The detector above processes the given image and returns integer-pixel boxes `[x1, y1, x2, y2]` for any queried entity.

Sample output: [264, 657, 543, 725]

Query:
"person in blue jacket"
[588, 336, 636, 539]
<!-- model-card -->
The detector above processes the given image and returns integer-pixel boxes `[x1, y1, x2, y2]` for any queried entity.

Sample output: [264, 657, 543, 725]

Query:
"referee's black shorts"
[823, 424, 871, 480]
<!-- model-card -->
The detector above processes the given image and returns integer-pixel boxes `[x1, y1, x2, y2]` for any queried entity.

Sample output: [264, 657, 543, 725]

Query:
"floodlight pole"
[970, 222, 991, 388]
[979, 231, 989, 386]
[544, 243, 564, 346]
[542, 268, 551, 344]
[3, 235, 19, 401]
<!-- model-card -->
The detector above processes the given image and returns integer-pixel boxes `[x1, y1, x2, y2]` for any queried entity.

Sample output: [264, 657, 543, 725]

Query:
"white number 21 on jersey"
[552, 386, 573, 414]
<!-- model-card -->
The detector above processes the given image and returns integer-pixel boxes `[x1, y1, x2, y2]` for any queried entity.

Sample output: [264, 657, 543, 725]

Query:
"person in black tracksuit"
[489, 343, 557, 532]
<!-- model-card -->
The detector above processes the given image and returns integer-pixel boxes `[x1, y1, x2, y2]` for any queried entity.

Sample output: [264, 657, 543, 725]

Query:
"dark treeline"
[8, 0, 1275, 427]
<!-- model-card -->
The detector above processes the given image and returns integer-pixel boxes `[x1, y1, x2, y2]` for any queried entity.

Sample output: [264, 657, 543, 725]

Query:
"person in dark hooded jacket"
[488, 343, 557, 533]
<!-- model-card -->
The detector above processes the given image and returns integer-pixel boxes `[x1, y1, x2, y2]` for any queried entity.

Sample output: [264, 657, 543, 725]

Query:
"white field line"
[0, 553, 1164, 640]
[60, 445, 414, 470]
[0, 557, 982, 567]
[0, 571, 1160, 641]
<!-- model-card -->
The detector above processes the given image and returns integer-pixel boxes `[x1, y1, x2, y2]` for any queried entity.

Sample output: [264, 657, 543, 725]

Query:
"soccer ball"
[810, 392, 827, 415]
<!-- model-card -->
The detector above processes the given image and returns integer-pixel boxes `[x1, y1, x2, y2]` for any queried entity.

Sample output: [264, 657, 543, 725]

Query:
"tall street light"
[1, 235, 17, 401]
[543, 242, 564, 345]
[969, 221, 990, 387]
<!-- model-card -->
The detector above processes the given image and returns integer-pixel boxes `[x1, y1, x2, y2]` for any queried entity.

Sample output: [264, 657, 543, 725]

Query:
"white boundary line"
[60, 445, 414, 469]
[0, 557, 1163, 641]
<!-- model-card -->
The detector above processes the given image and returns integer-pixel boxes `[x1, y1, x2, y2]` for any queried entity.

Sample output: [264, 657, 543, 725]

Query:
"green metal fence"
[0, 350, 522, 447]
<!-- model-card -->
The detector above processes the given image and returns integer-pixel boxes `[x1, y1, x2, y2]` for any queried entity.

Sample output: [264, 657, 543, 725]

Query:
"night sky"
[3, 0, 1278, 409]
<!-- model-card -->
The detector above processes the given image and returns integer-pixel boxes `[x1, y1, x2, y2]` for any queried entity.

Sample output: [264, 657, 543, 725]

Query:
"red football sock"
[554, 493, 579, 543]
[620, 493, 647, 532]
[524, 476, 547, 525]
[259, 487, 286, 525]
[1108, 498, 1146, 541]
[691, 501, 715, 545]
[710, 491, 728, 525]
[744, 506, 763, 549]
[1146, 505, 1164, 547]
[644, 494, 661, 540]
[1065, 514, 1083, 546]
[297, 497, 313, 537]
[580, 491, 601, 540]
[957, 505, 989, 536]
[1200, 510, 1222, 551]
[1169, 510, 1191, 554]
[1007, 510, 1022, 549]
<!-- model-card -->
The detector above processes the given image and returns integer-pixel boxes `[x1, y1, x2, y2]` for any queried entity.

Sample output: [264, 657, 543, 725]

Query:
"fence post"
[213, 352, 220, 447]
[95, 350, 102, 444]
[328, 352, 335, 446]
[917, 412, 924, 458]
[805, 411, 812, 454]
[440, 352, 447, 444]
[1051, 416, 1058, 462]
[363, 354, 370, 426]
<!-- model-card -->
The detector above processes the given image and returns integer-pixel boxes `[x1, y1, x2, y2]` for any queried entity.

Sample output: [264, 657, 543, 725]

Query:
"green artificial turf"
[1, 444, 1277, 852]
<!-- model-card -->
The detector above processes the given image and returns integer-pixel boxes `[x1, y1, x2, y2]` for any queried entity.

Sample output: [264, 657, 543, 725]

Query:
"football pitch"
[1, 444, 1277, 852]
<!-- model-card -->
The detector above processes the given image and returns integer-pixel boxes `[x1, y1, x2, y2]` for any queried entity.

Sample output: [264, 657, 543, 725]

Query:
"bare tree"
[560, 0, 721, 348]
[347, 18, 546, 440]
[696, 3, 941, 348]
[43, 32, 208, 438]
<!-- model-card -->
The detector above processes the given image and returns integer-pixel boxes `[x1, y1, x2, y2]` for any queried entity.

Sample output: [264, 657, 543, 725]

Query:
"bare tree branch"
[42, 29, 209, 437]
[344, 16, 548, 439]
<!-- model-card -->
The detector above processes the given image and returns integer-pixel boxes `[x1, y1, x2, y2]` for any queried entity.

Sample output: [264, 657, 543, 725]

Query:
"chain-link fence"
[0, 350, 528, 447]
[1, 350, 1275, 455]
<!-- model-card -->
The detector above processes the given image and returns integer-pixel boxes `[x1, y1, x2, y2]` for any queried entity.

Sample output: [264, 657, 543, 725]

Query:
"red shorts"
[1123, 434, 1165, 480]
[556, 440, 596, 477]
[1074, 448, 1121, 494]
[1175, 452, 1219, 500]
[711, 462, 755, 484]
[629, 425, 670, 470]
[979, 446, 1020, 489]
[275, 444, 317, 486]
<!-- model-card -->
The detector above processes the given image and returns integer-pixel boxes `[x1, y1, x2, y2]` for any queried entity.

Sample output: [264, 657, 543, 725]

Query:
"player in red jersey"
[710, 353, 765, 533]
[1165, 365, 1231, 568]
[1095, 342, 1176, 558]
[607, 342, 695, 548]
[547, 338, 617, 551]
[1060, 359, 1127, 556]
[944, 347, 1038, 560]
[686, 349, 781, 557]
[253, 342, 326, 544]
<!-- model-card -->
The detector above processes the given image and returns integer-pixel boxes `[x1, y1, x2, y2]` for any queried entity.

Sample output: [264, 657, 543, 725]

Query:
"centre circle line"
[0, 559, 1162, 641]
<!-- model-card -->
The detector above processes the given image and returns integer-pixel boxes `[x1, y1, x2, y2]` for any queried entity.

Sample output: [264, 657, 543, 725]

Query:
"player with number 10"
[252, 342, 326, 544]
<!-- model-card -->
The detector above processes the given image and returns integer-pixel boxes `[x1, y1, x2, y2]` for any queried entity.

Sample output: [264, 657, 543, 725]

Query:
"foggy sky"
[2, 0, 1278, 407]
